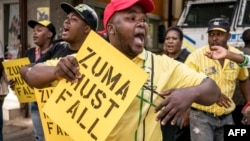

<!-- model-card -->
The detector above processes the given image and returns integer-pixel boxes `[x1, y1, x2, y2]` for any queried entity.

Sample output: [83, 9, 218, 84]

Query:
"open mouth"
[167, 45, 174, 49]
[33, 36, 38, 41]
[134, 33, 145, 44]
[62, 27, 69, 35]
[64, 28, 69, 32]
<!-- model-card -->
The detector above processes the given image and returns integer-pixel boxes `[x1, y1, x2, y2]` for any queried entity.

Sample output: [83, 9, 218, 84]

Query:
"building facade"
[0, 0, 184, 59]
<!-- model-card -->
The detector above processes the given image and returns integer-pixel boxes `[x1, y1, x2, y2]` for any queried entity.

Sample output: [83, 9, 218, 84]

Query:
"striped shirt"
[185, 45, 249, 116]
[106, 49, 206, 141]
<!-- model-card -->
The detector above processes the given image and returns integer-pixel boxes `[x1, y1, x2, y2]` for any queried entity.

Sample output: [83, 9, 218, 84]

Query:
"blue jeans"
[189, 109, 234, 141]
[0, 100, 3, 141]
[30, 102, 45, 141]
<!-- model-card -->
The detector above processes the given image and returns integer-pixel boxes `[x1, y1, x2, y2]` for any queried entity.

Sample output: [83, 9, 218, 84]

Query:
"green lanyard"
[134, 53, 155, 141]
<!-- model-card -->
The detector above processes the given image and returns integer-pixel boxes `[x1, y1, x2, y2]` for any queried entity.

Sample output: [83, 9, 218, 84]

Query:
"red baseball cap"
[102, 0, 155, 32]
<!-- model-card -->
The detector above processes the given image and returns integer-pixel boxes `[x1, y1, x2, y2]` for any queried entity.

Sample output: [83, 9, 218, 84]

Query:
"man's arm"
[20, 64, 58, 88]
[20, 55, 81, 89]
[204, 46, 248, 65]
[239, 79, 250, 102]
[190, 78, 221, 105]
[155, 77, 220, 125]
[224, 50, 245, 64]
[239, 79, 250, 125]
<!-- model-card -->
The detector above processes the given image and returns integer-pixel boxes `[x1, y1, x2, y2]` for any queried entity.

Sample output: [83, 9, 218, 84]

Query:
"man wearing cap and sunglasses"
[185, 18, 250, 141]
[21, 0, 221, 140]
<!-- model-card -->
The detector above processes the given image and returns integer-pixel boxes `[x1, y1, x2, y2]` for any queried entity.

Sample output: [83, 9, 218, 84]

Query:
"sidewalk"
[2, 89, 35, 141]
[3, 116, 35, 141]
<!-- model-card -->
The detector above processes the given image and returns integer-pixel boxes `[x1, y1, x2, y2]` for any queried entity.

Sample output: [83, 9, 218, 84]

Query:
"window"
[4, 3, 20, 59]
[183, 2, 236, 27]
[242, 0, 250, 26]
[145, 19, 163, 54]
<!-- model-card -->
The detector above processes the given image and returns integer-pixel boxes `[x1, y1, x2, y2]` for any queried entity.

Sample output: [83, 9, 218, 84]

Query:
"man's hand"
[204, 46, 228, 60]
[8, 79, 15, 90]
[179, 108, 190, 129]
[215, 93, 232, 108]
[54, 55, 82, 83]
[242, 101, 250, 125]
[241, 115, 250, 125]
[155, 88, 193, 126]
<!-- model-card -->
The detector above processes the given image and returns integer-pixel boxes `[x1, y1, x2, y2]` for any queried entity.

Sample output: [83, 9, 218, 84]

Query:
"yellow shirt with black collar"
[185, 45, 248, 116]
[44, 49, 208, 141]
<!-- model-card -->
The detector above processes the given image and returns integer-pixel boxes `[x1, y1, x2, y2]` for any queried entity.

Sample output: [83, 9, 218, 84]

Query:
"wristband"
[242, 101, 250, 112]
[238, 54, 249, 67]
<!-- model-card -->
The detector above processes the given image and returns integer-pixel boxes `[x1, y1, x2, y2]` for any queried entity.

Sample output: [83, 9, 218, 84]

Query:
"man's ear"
[84, 25, 91, 33]
[48, 32, 53, 38]
[107, 23, 115, 35]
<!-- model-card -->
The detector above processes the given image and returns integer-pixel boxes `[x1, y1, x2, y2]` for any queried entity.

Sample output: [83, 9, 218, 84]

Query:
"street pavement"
[3, 116, 35, 141]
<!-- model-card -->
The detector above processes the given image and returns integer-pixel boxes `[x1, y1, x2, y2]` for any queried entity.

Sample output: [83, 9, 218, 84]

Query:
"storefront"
[0, 0, 185, 59]
[0, 0, 20, 59]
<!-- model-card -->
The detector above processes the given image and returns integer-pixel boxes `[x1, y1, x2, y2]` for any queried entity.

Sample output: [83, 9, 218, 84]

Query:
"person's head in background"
[207, 18, 231, 48]
[163, 26, 183, 59]
[242, 28, 250, 48]
[60, 2, 98, 49]
[103, 0, 154, 59]
[28, 20, 56, 48]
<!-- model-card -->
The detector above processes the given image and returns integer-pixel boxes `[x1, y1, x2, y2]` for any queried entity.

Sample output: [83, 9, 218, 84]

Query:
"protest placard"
[2, 58, 36, 102]
[34, 87, 74, 141]
[43, 30, 149, 141]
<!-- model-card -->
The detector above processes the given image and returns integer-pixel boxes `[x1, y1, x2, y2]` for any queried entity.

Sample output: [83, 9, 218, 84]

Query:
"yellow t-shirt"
[44, 49, 207, 141]
[106, 49, 206, 141]
[185, 45, 248, 116]
[44, 54, 77, 87]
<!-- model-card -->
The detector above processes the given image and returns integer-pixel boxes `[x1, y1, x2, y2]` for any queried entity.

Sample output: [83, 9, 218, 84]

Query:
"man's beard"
[115, 28, 137, 59]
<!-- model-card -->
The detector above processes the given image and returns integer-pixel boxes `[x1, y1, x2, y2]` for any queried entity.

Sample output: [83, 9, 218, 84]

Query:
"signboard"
[34, 87, 74, 141]
[43, 31, 148, 141]
[37, 7, 50, 21]
[2, 58, 36, 102]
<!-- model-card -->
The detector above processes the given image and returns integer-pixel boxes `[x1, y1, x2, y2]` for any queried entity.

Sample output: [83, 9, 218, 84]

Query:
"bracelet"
[239, 54, 249, 67]
[242, 101, 250, 112]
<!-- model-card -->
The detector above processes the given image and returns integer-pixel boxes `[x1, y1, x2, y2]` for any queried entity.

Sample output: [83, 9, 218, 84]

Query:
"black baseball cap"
[28, 20, 56, 39]
[60, 2, 98, 30]
[207, 18, 230, 33]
